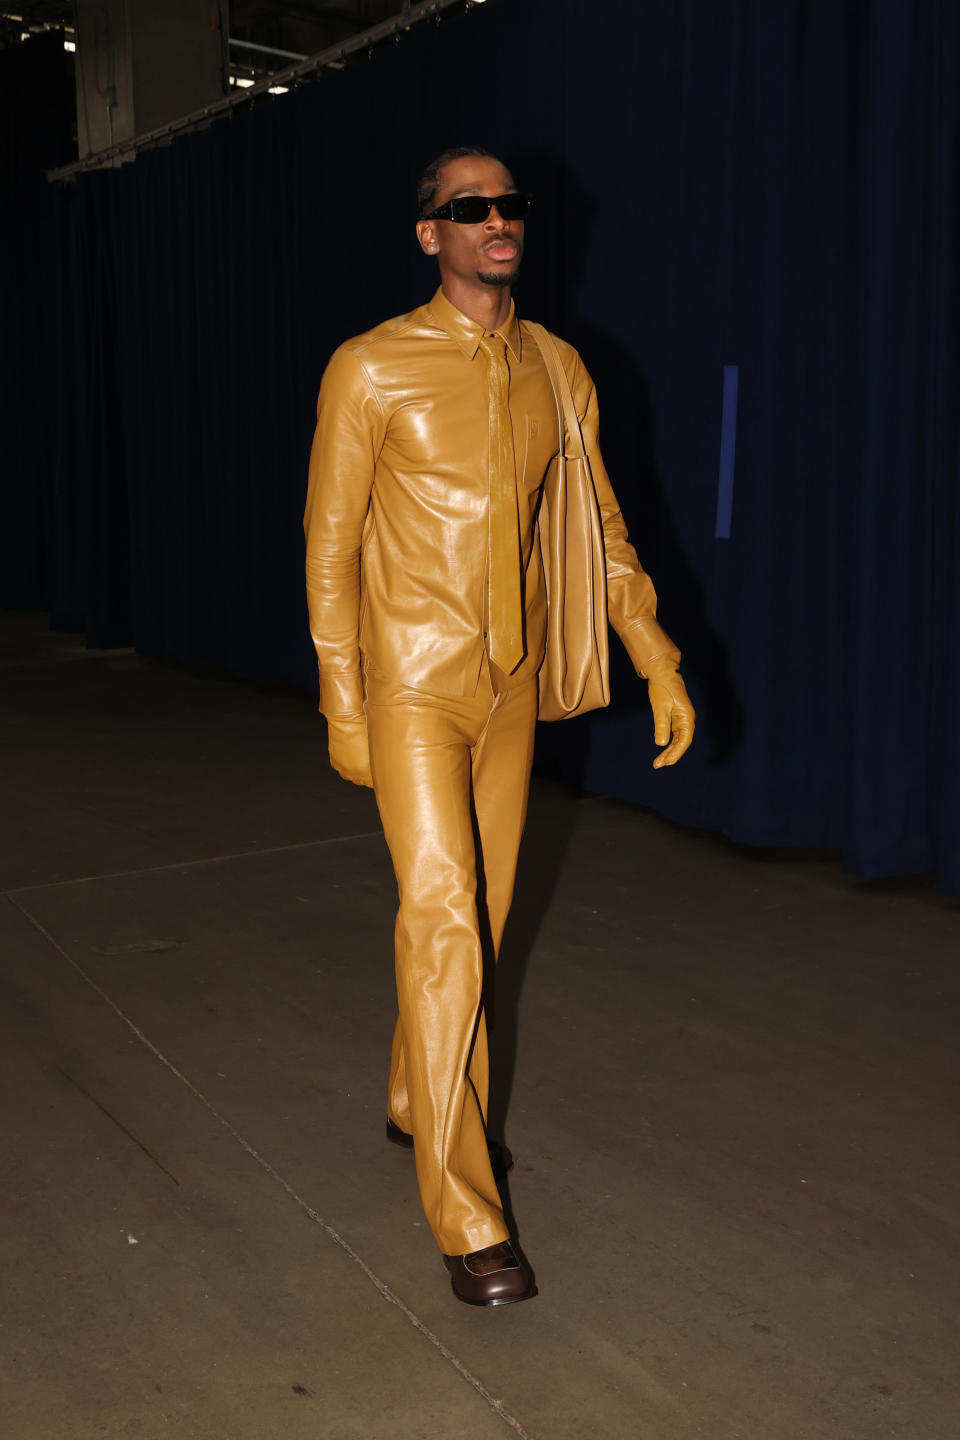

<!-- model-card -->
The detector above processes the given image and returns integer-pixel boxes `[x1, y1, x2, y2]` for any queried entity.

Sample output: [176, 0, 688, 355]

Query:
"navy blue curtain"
[47, 0, 960, 895]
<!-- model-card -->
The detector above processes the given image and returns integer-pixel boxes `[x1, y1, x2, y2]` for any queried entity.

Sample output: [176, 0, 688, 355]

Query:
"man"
[303, 147, 694, 1307]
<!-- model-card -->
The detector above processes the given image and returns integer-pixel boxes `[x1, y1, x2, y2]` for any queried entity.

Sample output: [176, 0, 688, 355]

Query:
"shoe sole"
[449, 1281, 538, 1307]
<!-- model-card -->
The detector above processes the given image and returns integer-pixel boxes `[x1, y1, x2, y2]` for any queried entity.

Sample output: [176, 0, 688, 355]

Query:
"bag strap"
[526, 321, 586, 461]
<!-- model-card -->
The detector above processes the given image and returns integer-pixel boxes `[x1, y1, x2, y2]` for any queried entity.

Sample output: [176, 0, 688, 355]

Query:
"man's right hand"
[326, 715, 373, 788]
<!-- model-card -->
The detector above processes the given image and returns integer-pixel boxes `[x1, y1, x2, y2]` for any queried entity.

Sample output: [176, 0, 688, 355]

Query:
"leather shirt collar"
[427, 286, 523, 363]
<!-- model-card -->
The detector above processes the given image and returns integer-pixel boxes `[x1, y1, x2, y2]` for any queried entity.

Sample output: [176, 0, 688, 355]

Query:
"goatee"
[477, 269, 520, 288]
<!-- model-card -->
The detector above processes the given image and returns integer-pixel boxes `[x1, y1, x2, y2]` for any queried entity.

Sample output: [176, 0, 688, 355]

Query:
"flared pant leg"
[364, 661, 537, 1255]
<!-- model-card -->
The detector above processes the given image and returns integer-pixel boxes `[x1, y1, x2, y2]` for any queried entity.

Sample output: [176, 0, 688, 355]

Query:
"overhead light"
[267, 84, 289, 95]
[230, 76, 255, 88]
[64, 39, 76, 52]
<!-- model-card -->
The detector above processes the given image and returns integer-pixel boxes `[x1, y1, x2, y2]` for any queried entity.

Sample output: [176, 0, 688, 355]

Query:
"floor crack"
[56, 1067, 181, 1186]
[2, 830, 384, 898]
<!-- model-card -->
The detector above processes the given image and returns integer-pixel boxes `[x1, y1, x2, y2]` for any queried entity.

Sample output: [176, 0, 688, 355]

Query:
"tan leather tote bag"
[528, 322, 611, 722]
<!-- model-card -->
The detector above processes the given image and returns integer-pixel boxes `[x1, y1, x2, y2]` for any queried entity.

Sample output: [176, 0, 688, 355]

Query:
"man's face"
[417, 155, 524, 289]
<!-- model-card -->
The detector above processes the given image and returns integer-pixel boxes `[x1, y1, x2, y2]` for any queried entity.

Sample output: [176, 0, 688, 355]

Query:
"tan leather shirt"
[304, 287, 674, 718]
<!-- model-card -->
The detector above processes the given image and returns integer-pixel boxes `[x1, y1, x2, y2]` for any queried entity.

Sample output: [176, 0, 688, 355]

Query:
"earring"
[429, 244, 437, 252]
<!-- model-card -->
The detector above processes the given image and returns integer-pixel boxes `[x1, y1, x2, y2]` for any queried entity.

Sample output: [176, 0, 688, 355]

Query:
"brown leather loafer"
[443, 1240, 537, 1307]
[385, 1117, 514, 1178]
[385, 1116, 415, 1149]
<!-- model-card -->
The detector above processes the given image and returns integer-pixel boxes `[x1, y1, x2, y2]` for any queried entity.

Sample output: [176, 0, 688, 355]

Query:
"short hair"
[416, 146, 504, 217]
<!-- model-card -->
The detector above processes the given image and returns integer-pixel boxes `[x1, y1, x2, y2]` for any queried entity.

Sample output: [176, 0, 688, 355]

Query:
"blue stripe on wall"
[715, 364, 739, 539]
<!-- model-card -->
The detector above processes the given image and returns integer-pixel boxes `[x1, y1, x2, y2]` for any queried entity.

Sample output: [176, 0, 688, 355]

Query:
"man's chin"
[477, 267, 520, 288]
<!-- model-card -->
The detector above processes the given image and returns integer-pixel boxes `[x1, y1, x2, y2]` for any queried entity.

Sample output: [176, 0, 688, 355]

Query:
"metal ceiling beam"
[229, 35, 310, 61]
[48, 0, 466, 181]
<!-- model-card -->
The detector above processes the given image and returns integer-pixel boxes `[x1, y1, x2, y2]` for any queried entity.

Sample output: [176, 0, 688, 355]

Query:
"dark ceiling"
[1, 2, 415, 71]
[0, 0, 72, 50]
[228, 0, 414, 72]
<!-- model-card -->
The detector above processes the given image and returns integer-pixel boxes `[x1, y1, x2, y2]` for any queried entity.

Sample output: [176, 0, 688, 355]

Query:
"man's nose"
[486, 205, 509, 229]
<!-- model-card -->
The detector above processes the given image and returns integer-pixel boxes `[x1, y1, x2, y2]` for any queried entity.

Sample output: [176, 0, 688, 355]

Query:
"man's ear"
[416, 219, 439, 255]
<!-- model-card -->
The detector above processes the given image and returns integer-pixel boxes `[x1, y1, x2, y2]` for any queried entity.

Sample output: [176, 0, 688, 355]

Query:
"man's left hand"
[327, 714, 374, 788]
[645, 658, 695, 768]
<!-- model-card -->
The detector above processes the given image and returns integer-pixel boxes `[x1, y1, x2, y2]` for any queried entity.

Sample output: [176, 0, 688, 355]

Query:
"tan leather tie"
[479, 334, 523, 673]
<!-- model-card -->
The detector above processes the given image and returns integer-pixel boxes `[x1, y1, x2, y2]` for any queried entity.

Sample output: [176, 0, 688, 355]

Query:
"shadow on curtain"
[47, 0, 960, 895]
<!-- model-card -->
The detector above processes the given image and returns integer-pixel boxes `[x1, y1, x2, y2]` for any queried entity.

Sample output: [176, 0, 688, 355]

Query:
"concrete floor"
[1, 610, 957, 1440]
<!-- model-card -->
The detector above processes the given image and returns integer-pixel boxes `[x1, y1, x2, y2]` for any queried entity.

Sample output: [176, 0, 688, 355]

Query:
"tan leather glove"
[644, 656, 695, 769]
[326, 715, 373, 788]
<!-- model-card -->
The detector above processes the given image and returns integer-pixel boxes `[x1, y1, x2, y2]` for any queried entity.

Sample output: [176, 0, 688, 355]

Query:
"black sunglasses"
[423, 192, 532, 224]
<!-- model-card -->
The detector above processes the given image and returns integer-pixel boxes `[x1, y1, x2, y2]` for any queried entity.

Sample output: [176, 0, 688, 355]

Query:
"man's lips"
[483, 239, 519, 262]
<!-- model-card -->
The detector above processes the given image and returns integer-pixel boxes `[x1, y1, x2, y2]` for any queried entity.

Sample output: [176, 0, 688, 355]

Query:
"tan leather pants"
[364, 655, 538, 1256]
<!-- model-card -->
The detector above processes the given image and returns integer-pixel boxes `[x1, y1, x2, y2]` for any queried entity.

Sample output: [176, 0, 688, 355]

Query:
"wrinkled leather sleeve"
[303, 347, 386, 717]
[571, 354, 682, 677]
